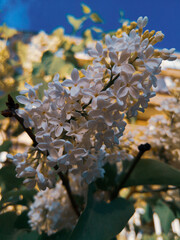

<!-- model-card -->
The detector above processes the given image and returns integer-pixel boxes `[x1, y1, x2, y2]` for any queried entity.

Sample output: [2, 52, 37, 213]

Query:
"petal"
[52, 139, 65, 148]
[62, 79, 74, 87]
[33, 100, 41, 107]
[141, 38, 149, 50]
[71, 86, 80, 97]
[71, 68, 79, 82]
[38, 143, 48, 151]
[121, 64, 135, 74]
[73, 148, 87, 157]
[109, 52, 118, 64]
[119, 51, 130, 63]
[65, 141, 73, 152]
[145, 45, 154, 58]
[78, 78, 89, 88]
[43, 134, 51, 144]
[121, 71, 131, 83]
[96, 41, 103, 54]
[53, 73, 60, 82]
[24, 82, 32, 89]
[129, 86, 139, 98]
[105, 34, 112, 46]
[16, 95, 30, 105]
[58, 154, 69, 164]
[118, 86, 129, 98]
[28, 89, 36, 98]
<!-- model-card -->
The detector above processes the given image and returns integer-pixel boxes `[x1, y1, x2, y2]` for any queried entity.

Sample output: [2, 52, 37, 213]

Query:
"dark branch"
[56, 169, 80, 217]
[110, 143, 151, 200]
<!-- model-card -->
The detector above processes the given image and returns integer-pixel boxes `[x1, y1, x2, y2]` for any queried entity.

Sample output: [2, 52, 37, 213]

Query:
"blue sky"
[0, 0, 179, 51]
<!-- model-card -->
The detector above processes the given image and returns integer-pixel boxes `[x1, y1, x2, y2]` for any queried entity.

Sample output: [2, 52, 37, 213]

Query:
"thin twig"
[101, 73, 120, 91]
[56, 169, 80, 217]
[110, 143, 151, 200]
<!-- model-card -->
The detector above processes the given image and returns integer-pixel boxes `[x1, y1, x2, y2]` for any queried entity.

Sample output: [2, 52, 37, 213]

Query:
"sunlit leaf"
[90, 13, 103, 23]
[81, 3, 91, 14]
[16, 41, 28, 64]
[67, 15, 86, 32]
[91, 27, 103, 33]
[0, 24, 18, 39]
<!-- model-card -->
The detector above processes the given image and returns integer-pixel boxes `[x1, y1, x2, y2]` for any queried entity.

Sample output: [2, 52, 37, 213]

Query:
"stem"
[1, 94, 80, 217]
[101, 73, 120, 92]
[57, 170, 80, 217]
[12, 109, 38, 147]
[110, 143, 151, 200]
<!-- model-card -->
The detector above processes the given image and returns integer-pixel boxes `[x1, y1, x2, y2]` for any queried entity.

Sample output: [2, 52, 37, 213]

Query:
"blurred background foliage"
[0, 3, 180, 240]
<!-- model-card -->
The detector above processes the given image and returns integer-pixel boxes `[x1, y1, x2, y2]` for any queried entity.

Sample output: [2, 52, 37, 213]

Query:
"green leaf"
[33, 51, 73, 78]
[0, 188, 36, 209]
[0, 140, 12, 152]
[141, 204, 153, 224]
[154, 199, 175, 234]
[67, 15, 86, 32]
[69, 185, 134, 240]
[96, 163, 117, 191]
[16, 231, 39, 240]
[90, 13, 103, 23]
[0, 164, 23, 193]
[0, 212, 18, 240]
[123, 159, 180, 187]
[14, 210, 31, 230]
[81, 3, 91, 14]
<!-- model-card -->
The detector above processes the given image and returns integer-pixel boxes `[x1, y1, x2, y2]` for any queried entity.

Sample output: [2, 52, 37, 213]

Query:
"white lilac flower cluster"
[7, 17, 176, 189]
[28, 180, 78, 235]
[143, 79, 180, 163]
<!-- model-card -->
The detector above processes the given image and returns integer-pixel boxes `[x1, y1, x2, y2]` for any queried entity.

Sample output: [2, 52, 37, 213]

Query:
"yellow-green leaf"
[67, 15, 86, 31]
[91, 27, 103, 33]
[81, 3, 91, 14]
[0, 24, 18, 39]
[90, 13, 103, 23]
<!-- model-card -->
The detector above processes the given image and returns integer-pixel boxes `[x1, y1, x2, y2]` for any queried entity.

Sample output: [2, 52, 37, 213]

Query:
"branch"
[56, 170, 80, 217]
[2, 95, 38, 146]
[101, 73, 120, 91]
[1, 94, 80, 217]
[110, 143, 151, 200]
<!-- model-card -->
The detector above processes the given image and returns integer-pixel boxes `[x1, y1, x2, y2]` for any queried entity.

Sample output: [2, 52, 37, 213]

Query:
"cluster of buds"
[7, 16, 176, 189]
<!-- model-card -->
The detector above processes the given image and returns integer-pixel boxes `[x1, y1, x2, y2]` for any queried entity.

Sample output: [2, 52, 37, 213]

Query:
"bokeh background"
[0, 0, 180, 51]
